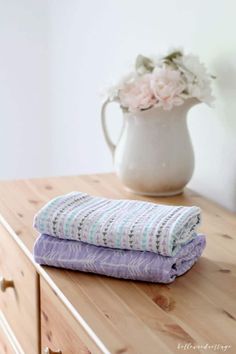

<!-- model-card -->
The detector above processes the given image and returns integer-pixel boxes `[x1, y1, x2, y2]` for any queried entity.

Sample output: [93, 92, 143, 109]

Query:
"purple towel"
[33, 234, 206, 283]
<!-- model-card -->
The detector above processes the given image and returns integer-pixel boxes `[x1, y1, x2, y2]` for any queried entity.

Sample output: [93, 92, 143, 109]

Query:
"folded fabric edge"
[33, 233, 206, 284]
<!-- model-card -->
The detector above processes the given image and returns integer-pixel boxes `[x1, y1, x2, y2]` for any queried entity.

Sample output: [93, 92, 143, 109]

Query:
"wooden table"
[0, 173, 235, 354]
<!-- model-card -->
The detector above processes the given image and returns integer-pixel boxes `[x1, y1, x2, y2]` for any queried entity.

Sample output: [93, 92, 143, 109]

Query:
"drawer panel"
[0, 312, 24, 354]
[0, 323, 15, 354]
[40, 277, 101, 354]
[0, 223, 39, 353]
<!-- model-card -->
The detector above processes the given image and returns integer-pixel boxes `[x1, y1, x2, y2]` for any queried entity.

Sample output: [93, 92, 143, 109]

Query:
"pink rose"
[119, 74, 157, 113]
[150, 67, 186, 110]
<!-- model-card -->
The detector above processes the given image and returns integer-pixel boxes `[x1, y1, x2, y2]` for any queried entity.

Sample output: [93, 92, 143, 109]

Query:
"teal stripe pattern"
[33, 192, 201, 257]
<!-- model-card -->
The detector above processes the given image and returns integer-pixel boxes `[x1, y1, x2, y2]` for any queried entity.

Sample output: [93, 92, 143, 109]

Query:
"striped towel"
[34, 192, 201, 257]
[33, 233, 206, 283]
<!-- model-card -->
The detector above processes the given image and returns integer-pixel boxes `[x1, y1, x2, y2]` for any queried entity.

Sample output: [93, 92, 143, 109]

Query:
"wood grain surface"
[0, 173, 235, 354]
[0, 321, 15, 354]
[40, 276, 98, 354]
[0, 223, 40, 353]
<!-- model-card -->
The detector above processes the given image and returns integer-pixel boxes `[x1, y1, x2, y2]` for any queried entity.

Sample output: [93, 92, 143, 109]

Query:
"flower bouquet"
[108, 49, 214, 112]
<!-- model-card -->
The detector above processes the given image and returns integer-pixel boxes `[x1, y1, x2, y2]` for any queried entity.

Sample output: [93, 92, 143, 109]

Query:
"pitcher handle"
[101, 99, 116, 155]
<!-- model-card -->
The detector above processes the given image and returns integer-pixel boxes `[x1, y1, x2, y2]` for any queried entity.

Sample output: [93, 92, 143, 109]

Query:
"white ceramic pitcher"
[101, 98, 197, 196]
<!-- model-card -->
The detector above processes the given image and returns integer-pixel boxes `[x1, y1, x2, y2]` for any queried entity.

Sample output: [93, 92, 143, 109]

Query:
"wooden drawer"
[40, 277, 101, 354]
[0, 320, 15, 354]
[0, 223, 39, 354]
[0, 312, 24, 354]
[0, 326, 15, 354]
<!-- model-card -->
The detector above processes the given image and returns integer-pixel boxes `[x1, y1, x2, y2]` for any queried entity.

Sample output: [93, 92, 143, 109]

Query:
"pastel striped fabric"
[33, 192, 201, 257]
[33, 234, 206, 283]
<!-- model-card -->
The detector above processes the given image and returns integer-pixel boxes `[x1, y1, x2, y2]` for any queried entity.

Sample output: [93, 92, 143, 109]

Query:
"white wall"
[0, 0, 236, 211]
[49, 0, 236, 211]
[0, 0, 51, 179]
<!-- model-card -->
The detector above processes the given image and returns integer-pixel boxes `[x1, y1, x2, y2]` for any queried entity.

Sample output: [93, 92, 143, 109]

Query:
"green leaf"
[121, 105, 129, 113]
[135, 54, 155, 74]
[163, 50, 183, 63]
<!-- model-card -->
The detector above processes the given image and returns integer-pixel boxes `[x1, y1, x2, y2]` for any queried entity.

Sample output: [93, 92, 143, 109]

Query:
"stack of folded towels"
[33, 192, 206, 283]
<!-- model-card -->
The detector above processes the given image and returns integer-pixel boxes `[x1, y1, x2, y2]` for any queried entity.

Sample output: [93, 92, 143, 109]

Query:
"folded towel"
[34, 192, 201, 257]
[33, 233, 206, 283]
